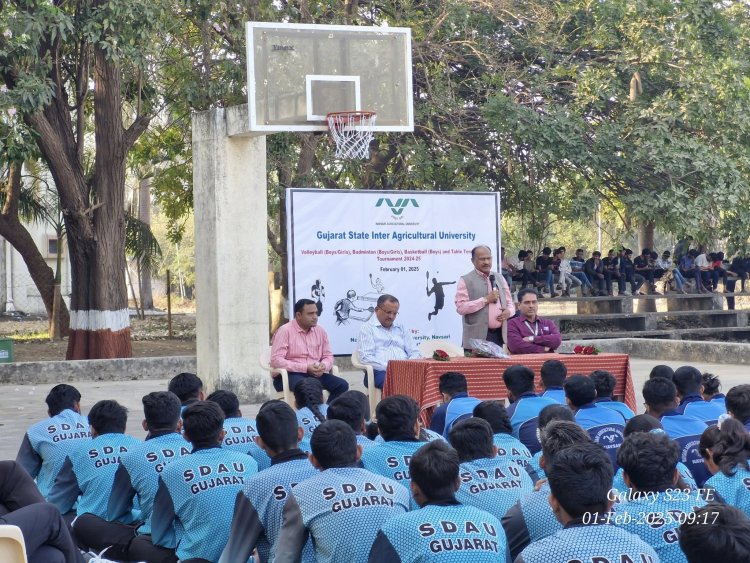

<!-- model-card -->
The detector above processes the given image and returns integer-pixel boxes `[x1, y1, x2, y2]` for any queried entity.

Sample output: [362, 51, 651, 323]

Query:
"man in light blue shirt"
[356, 294, 421, 389]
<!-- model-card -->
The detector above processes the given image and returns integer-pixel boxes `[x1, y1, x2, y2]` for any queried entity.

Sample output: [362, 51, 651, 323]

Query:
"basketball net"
[326, 111, 377, 160]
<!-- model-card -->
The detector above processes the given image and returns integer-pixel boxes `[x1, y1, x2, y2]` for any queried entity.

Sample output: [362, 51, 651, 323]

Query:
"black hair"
[672, 366, 703, 396]
[293, 378, 326, 423]
[726, 385, 750, 423]
[168, 372, 203, 403]
[473, 400, 512, 434]
[617, 432, 679, 492]
[516, 288, 538, 303]
[711, 418, 750, 477]
[142, 392, 181, 431]
[641, 248, 651, 255]
[88, 400, 128, 435]
[256, 400, 300, 452]
[294, 298, 317, 315]
[45, 384, 81, 416]
[438, 372, 468, 397]
[539, 420, 591, 465]
[206, 389, 241, 418]
[540, 360, 567, 388]
[327, 394, 366, 434]
[502, 365, 536, 398]
[376, 294, 399, 307]
[547, 443, 613, 519]
[698, 425, 721, 462]
[448, 418, 494, 462]
[649, 365, 674, 381]
[679, 504, 750, 563]
[701, 373, 722, 397]
[310, 420, 358, 469]
[471, 245, 492, 260]
[182, 401, 225, 447]
[517, 250, 526, 260]
[538, 404, 574, 432]
[563, 374, 596, 408]
[410, 440, 460, 501]
[542, 246, 551, 255]
[642, 377, 677, 415]
[376, 395, 419, 441]
[589, 370, 616, 398]
[624, 414, 662, 437]
[592, 251, 601, 257]
[338, 390, 371, 421]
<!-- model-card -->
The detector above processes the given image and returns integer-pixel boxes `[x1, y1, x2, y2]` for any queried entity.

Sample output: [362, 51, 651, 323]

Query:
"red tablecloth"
[383, 353, 635, 426]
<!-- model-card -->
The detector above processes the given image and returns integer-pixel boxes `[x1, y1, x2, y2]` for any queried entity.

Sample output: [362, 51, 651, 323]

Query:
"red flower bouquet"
[573, 345, 600, 355]
[432, 349, 450, 361]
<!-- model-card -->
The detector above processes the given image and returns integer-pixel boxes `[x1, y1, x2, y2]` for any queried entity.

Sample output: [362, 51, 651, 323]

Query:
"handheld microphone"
[489, 274, 499, 290]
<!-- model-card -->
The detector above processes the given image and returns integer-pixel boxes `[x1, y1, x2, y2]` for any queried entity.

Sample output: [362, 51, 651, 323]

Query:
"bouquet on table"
[432, 349, 450, 361]
[574, 344, 600, 355]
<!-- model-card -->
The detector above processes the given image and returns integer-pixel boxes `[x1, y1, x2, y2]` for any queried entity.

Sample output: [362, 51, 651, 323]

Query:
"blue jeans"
[572, 272, 592, 288]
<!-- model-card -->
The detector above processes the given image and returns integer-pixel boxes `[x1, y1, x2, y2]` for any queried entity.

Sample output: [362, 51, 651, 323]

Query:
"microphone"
[489, 274, 499, 290]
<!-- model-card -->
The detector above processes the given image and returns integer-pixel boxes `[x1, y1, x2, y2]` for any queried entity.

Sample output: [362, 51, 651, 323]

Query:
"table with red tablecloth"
[383, 353, 635, 426]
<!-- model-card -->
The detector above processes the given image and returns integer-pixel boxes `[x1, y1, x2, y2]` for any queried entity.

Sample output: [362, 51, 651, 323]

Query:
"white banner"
[286, 189, 501, 354]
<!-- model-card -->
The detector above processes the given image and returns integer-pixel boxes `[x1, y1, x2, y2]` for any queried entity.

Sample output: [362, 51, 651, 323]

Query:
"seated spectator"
[633, 248, 659, 294]
[680, 249, 709, 293]
[516, 443, 658, 563]
[506, 289, 562, 355]
[168, 372, 204, 412]
[294, 377, 329, 446]
[569, 248, 593, 295]
[208, 389, 270, 470]
[726, 384, 750, 431]
[729, 253, 748, 293]
[679, 504, 750, 563]
[673, 365, 726, 424]
[527, 404, 575, 480]
[602, 249, 621, 295]
[328, 391, 376, 450]
[511, 250, 537, 290]
[656, 250, 686, 293]
[16, 384, 90, 499]
[701, 372, 724, 404]
[711, 252, 729, 290]
[428, 372, 480, 437]
[540, 359, 567, 404]
[472, 400, 533, 470]
[535, 247, 558, 297]
[701, 418, 750, 517]
[276, 420, 409, 563]
[502, 365, 557, 454]
[522, 251, 544, 296]
[564, 374, 625, 468]
[590, 370, 635, 420]
[555, 248, 583, 297]
[695, 250, 719, 291]
[149, 401, 258, 562]
[649, 364, 674, 380]
[643, 377, 709, 486]
[584, 251, 609, 296]
[502, 421, 591, 560]
[368, 440, 508, 563]
[614, 431, 708, 561]
[618, 249, 646, 295]
[220, 400, 317, 563]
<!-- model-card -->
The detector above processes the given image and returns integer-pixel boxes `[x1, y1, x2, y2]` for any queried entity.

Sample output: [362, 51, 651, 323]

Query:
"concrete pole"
[192, 104, 271, 401]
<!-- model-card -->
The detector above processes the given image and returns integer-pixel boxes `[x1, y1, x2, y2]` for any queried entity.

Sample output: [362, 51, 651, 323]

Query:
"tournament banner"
[286, 189, 501, 354]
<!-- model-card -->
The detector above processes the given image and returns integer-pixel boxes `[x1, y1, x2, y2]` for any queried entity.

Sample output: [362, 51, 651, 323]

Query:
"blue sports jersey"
[151, 446, 258, 562]
[611, 463, 697, 495]
[297, 405, 329, 440]
[506, 393, 558, 454]
[357, 434, 376, 450]
[575, 403, 625, 468]
[679, 395, 725, 426]
[274, 466, 410, 563]
[493, 433, 533, 469]
[517, 522, 659, 563]
[361, 440, 425, 490]
[109, 431, 191, 535]
[528, 451, 544, 480]
[542, 387, 566, 405]
[705, 465, 750, 518]
[613, 490, 706, 563]
[660, 411, 709, 486]
[456, 457, 534, 521]
[502, 487, 561, 560]
[443, 396, 481, 437]
[368, 501, 510, 562]
[710, 394, 725, 408]
[221, 416, 271, 471]
[48, 432, 141, 518]
[16, 409, 91, 499]
[595, 398, 636, 421]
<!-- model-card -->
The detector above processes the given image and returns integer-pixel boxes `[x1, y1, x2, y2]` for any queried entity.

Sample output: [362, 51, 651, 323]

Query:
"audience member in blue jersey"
[48, 400, 140, 532]
[679, 504, 750, 563]
[673, 366, 725, 424]
[472, 400, 533, 471]
[16, 384, 90, 499]
[650, 365, 674, 381]
[725, 384, 750, 432]
[168, 372, 204, 413]
[149, 401, 258, 562]
[327, 391, 375, 450]
[503, 365, 557, 454]
[275, 420, 410, 563]
[207, 389, 271, 470]
[502, 421, 591, 559]
[294, 377, 329, 441]
[564, 374, 625, 468]
[540, 359, 567, 404]
[361, 395, 427, 491]
[428, 371, 480, 437]
[614, 431, 708, 562]
[644, 377, 709, 486]
[450, 418, 534, 521]
[700, 418, 750, 517]
[701, 372, 725, 405]
[590, 369, 636, 421]
[516, 443, 659, 563]
[527, 404, 575, 481]
[368, 440, 510, 562]
[220, 400, 318, 563]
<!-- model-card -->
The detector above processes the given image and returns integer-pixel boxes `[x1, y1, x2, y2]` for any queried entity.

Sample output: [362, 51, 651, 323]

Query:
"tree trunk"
[638, 221, 655, 253]
[138, 177, 154, 309]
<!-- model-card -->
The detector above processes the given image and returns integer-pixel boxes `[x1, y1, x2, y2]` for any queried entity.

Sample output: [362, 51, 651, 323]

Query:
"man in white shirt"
[356, 294, 421, 389]
[694, 251, 718, 291]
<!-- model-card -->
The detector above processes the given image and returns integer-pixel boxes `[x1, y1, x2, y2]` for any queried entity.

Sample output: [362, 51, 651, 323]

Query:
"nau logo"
[375, 198, 419, 216]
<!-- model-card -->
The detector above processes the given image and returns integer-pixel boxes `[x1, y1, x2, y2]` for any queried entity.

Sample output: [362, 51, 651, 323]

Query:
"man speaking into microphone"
[454, 245, 515, 352]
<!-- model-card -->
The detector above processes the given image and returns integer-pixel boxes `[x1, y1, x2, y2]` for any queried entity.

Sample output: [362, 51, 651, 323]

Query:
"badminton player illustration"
[426, 271, 455, 321]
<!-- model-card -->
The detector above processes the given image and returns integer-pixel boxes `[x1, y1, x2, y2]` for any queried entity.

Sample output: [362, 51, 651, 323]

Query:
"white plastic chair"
[0, 525, 28, 563]
[351, 349, 381, 421]
[418, 339, 465, 358]
[260, 347, 339, 407]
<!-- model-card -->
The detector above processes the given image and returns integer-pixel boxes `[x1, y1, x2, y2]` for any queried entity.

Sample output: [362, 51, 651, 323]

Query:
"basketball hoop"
[326, 111, 377, 160]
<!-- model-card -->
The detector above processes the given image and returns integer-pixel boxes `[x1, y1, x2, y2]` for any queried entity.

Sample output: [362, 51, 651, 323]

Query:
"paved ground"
[1, 357, 747, 460]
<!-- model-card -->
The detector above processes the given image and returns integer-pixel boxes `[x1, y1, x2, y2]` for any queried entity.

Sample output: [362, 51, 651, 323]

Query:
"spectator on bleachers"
[619, 249, 646, 295]
[602, 249, 621, 295]
[729, 253, 748, 293]
[555, 248, 583, 297]
[673, 366, 726, 424]
[540, 359, 567, 404]
[569, 249, 592, 294]
[585, 251, 610, 296]
[535, 247, 558, 298]
[680, 249, 709, 293]
[502, 365, 558, 454]
[726, 384, 750, 432]
[695, 250, 719, 292]
[472, 400, 533, 471]
[700, 417, 750, 518]
[633, 248, 659, 295]
[656, 250, 686, 293]
[511, 250, 537, 290]
[429, 372, 480, 437]
[679, 504, 750, 563]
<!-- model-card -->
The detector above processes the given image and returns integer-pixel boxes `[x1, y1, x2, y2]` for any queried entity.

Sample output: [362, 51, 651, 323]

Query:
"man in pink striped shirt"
[270, 299, 349, 402]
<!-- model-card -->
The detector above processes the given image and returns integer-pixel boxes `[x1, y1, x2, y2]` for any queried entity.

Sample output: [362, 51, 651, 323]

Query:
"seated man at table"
[503, 365, 558, 454]
[506, 289, 561, 355]
[428, 371, 480, 437]
[356, 294, 421, 390]
[271, 298, 348, 403]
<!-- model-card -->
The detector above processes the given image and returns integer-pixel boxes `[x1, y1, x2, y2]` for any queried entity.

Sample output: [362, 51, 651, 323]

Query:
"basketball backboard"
[245, 22, 413, 132]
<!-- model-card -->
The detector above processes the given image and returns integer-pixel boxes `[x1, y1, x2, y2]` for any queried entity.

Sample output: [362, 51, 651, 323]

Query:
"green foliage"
[125, 212, 162, 273]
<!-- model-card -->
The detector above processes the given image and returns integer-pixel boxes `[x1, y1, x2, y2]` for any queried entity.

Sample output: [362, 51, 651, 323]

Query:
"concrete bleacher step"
[562, 326, 750, 341]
